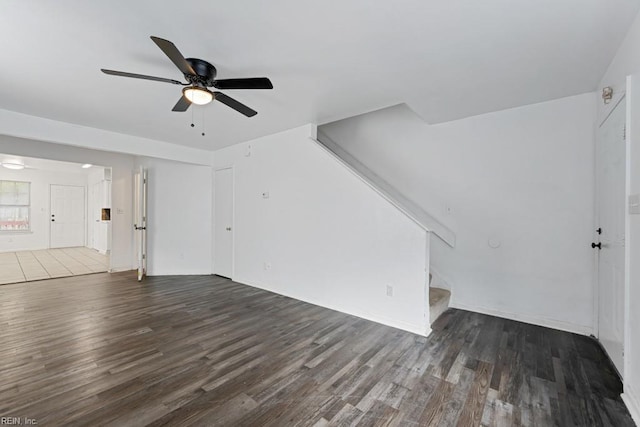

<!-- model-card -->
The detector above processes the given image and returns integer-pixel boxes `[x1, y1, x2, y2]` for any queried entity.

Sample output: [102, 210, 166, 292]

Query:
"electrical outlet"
[386, 285, 394, 297]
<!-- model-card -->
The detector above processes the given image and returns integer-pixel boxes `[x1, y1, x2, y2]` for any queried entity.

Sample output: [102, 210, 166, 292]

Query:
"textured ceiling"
[0, 0, 638, 150]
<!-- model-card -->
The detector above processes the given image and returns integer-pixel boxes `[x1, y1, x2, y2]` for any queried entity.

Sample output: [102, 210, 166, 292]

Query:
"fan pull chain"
[190, 106, 195, 128]
[202, 107, 205, 136]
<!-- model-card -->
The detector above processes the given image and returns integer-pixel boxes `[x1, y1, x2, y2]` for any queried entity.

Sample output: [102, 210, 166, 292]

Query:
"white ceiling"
[0, 153, 97, 175]
[0, 1, 638, 151]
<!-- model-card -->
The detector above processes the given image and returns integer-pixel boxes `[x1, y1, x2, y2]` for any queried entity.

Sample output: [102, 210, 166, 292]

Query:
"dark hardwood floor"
[0, 272, 634, 426]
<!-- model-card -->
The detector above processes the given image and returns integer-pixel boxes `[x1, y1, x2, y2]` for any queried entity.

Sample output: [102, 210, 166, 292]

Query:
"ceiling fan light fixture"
[183, 86, 213, 105]
[1, 161, 25, 170]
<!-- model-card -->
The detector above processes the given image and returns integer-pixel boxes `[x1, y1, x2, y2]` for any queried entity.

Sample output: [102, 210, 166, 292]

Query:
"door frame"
[213, 166, 235, 279]
[624, 73, 639, 386]
[49, 184, 86, 249]
[134, 166, 147, 281]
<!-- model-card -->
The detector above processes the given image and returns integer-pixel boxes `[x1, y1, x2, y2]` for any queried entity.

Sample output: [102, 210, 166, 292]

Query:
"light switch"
[630, 194, 640, 215]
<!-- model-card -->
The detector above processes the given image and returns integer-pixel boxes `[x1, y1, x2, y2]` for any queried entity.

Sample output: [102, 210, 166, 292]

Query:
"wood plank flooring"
[0, 273, 634, 426]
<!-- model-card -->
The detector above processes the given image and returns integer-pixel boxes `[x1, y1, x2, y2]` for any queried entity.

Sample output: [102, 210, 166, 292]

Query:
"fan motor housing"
[186, 58, 217, 86]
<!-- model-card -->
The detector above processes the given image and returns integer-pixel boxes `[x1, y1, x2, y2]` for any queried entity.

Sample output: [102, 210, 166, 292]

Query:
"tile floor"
[0, 247, 109, 285]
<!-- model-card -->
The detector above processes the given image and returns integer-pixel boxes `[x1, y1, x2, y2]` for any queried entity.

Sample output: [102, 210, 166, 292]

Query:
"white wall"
[600, 11, 640, 90]
[320, 93, 597, 335]
[0, 135, 135, 271]
[598, 11, 640, 125]
[0, 168, 88, 252]
[213, 125, 430, 335]
[0, 108, 212, 166]
[134, 157, 213, 276]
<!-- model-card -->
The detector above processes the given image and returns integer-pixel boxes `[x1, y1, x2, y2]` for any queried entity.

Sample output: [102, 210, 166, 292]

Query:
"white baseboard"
[109, 266, 134, 273]
[234, 275, 430, 337]
[449, 300, 593, 336]
[147, 269, 213, 276]
[622, 385, 640, 426]
[0, 246, 47, 253]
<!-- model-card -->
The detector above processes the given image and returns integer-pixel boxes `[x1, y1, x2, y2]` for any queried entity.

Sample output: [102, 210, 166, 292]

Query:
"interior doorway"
[0, 154, 112, 285]
[214, 167, 234, 279]
[87, 167, 112, 256]
[595, 95, 627, 376]
[134, 166, 147, 281]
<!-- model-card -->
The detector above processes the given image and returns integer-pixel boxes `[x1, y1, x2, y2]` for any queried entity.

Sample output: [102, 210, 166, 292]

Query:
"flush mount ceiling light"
[182, 86, 214, 105]
[82, 164, 92, 169]
[1, 161, 25, 170]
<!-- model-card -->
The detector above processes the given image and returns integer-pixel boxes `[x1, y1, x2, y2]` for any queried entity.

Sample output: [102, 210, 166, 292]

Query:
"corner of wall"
[622, 385, 640, 426]
[449, 299, 593, 337]
[429, 265, 452, 291]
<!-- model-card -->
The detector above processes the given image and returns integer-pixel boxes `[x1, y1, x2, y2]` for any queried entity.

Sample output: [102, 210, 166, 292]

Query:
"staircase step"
[429, 287, 451, 324]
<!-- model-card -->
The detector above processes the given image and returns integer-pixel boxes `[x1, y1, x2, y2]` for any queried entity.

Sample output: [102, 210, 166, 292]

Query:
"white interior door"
[214, 167, 233, 278]
[50, 185, 85, 248]
[89, 181, 102, 250]
[596, 97, 627, 376]
[134, 167, 148, 281]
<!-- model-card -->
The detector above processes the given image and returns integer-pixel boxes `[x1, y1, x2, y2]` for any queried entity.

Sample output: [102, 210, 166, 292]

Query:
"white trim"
[424, 232, 431, 334]
[449, 301, 593, 336]
[622, 385, 640, 426]
[624, 74, 635, 398]
[147, 269, 214, 276]
[108, 266, 133, 273]
[235, 275, 431, 337]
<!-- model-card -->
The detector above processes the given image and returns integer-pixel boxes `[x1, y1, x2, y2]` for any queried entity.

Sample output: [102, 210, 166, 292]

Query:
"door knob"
[596, 227, 602, 235]
[592, 242, 602, 250]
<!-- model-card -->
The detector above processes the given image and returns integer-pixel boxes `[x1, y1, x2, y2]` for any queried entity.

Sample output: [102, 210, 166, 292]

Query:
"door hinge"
[623, 125, 627, 141]
[142, 254, 146, 260]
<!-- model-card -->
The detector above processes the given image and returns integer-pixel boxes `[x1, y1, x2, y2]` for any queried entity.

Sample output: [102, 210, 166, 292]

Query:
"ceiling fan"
[101, 36, 273, 117]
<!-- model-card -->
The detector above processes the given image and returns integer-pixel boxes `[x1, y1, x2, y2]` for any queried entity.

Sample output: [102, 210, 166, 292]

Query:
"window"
[0, 180, 30, 232]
